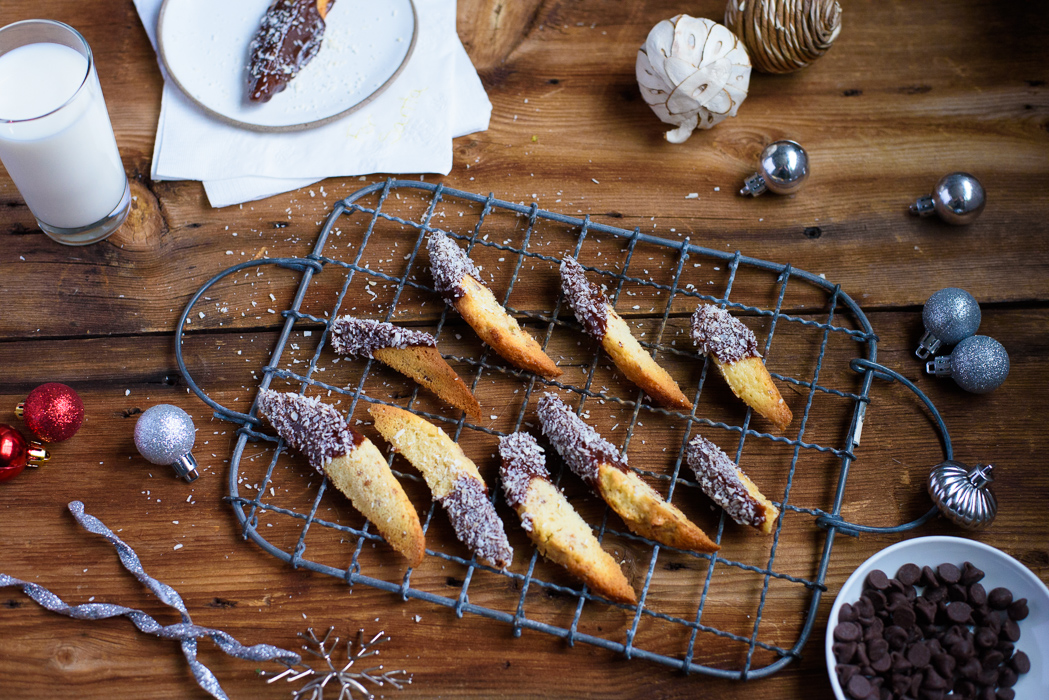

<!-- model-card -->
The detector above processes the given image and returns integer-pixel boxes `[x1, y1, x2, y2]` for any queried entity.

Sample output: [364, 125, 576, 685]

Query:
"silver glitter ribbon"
[0, 501, 300, 699]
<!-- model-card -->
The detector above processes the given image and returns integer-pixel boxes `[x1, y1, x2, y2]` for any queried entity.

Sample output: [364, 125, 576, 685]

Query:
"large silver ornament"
[740, 140, 810, 196]
[910, 172, 986, 225]
[915, 287, 981, 359]
[926, 335, 1009, 394]
[134, 404, 199, 482]
[927, 461, 997, 529]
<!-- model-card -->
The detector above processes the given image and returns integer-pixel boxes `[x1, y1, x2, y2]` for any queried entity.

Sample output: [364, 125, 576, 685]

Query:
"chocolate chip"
[1009, 650, 1030, 674]
[867, 569, 891, 591]
[893, 605, 917, 629]
[1000, 619, 1020, 642]
[937, 563, 961, 584]
[838, 663, 859, 685]
[897, 563, 921, 587]
[948, 639, 974, 661]
[834, 641, 857, 663]
[996, 640, 1014, 657]
[907, 642, 931, 667]
[998, 666, 1018, 688]
[920, 565, 940, 588]
[915, 597, 937, 625]
[885, 625, 909, 650]
[988, 587, 1013, 610]
[867, 637, 888, 661]
[856, 596, 875, 621]
[961, 562, 985, 586]
[968, 582, 987, 607]
[924, 586, 946, 604]
[839, 602, 858, 623]
[923, 668, 948, 690]
[982, 649, 1005, 670]
[947, 601, 973, 624]
[835, 621, 862, 642]
[1007, 598, 1028, 621]
[847, 674, 872, 699]
[867, 589, 888, 612]
[974, 627, 998, 649]
[976, 667, 999, 687]
[948, 583, 969, 602]
[978, 688, 996, 700]
[871, 653, 892, 673]
[995, 689, 1016, 700]
[954, 679, 976, 698]
[890, 650, 912, 672]
[921, 688, 945, 700]
[959, 657, 982, 680]
[932, 652, 956, 679]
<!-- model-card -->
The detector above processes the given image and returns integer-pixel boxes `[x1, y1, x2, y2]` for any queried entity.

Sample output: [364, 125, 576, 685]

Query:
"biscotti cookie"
[536, 394, 718, 554]
[248, 0, 334, 103]
[330, 316, 481, 419]
[499, 431, 636, 604]
[690, 305, 792, 431]
[256, 389, 425, 566]
[427, 231, 561, 379]
[369, 403, 513, 569]
[560, 256, 691, 410]
[685, 435, 779, 534]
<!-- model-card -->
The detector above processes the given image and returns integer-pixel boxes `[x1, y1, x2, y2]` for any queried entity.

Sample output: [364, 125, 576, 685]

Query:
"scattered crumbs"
[591, 178, 600, 184]
[714, 186, 720, 192]
[490, 415, 498, 420]
[685, 193, 699, 199]
[173, 520, 179, 524]
[173, 544, 183, 550]
[819, 273, 827, 279]
[125, 389, 130, 396]
[413, 615, 422, 622]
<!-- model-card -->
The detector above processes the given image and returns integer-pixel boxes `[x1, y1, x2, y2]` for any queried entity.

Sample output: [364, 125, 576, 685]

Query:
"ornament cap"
[740, 172, 767, 197]
[171, 453, 200, 483]
[915, 329, 943, 359]
[909, 196, 936, 217]
[14, 402, 24, 419]
[26, 442, 49, 465]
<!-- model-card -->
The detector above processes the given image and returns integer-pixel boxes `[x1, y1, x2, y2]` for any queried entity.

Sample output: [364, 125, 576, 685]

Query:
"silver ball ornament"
[739, 140, 809, 197]
[915, 287, 981, 359]
[926, 335, 1009, 394]
[909, 172, 986, 225]
[927, 460, 996, 529]
[134, 404, 199, 482]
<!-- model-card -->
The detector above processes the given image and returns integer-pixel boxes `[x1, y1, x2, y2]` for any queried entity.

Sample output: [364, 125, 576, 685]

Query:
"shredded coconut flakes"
[690, 305, 760, 364]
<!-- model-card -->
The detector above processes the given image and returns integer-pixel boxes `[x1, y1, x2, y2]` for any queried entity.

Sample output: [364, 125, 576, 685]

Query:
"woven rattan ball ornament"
[636, 15, 751, 143]
[724, 0, 842, 74]
[927, 461, 997, 530]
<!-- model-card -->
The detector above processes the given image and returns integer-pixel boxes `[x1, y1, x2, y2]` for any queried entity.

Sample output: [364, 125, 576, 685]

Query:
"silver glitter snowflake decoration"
[267, 627, 411, 700]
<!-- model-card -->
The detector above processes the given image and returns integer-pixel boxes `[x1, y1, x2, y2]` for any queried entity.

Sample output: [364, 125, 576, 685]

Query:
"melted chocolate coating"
[248, 0, 334, 103]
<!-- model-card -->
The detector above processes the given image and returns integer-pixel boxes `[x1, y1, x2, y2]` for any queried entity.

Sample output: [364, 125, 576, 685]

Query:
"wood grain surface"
[1, 1, 1047, 698]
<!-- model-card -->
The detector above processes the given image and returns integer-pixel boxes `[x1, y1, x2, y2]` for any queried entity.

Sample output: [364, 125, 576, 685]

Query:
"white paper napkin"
[132, 0, 490, 207]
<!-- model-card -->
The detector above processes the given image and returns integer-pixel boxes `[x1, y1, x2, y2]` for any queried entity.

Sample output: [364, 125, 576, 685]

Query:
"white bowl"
[826, 536, 1049, 699]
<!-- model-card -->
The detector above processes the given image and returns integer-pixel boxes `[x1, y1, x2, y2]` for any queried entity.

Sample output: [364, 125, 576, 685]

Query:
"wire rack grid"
[175, 179, 941, 680]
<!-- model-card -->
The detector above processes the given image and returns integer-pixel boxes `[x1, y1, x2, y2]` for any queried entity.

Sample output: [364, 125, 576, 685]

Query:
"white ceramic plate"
[826, 536, 1048, 699]
[156, 0, 417, 132]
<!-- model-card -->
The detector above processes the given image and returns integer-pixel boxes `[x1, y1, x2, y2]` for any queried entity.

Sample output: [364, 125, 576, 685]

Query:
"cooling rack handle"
[816, 359, 951, 536]
[174, 257, 324, 425]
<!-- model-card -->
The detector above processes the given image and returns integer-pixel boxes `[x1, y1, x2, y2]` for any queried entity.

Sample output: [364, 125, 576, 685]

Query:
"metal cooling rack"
[175, 179, 951, 680]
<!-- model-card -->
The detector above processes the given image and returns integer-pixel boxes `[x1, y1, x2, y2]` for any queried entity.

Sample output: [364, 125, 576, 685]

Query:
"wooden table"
[1, 1, 1047, 697]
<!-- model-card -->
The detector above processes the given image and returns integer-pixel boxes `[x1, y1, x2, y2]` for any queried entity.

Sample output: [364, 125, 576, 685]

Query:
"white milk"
[0, 42, 126, 229]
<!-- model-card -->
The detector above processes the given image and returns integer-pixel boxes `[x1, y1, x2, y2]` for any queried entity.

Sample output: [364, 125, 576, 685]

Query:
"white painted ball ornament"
[636, 15, 751, 143]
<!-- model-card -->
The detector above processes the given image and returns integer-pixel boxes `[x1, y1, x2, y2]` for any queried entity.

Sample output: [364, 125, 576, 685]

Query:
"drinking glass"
[0, 19, 130, 246]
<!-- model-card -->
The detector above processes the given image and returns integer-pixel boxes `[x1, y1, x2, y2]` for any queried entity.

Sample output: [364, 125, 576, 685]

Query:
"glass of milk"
[0, 20, 130, 245]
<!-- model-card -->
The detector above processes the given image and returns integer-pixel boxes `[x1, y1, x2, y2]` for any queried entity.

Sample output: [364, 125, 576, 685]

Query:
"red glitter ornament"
[0, 424, 49, 482]
[15, 382, 84, 443]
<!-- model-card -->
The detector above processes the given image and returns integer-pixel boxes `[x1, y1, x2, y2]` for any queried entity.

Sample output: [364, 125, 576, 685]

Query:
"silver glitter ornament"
[926, 335, 1009, 394]
[740, 140, 809, 196]
[927, 461, 997, 529]
[915, 287, 981, 359]
[134, 404, 199, 482]
[909, 172, 986, 225]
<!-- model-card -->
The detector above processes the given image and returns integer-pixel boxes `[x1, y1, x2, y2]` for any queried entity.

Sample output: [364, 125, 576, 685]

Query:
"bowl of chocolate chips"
[826, 536, 1048, 700]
